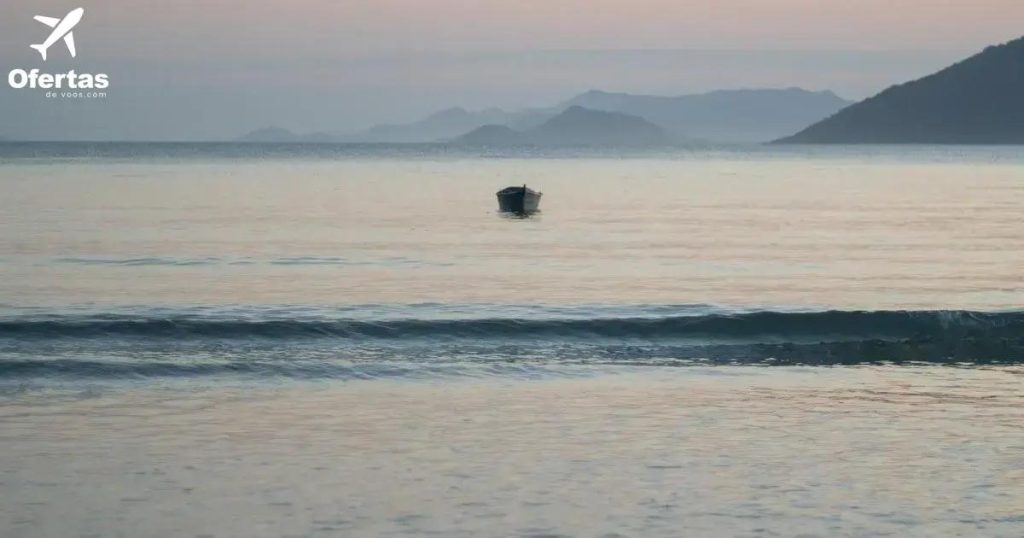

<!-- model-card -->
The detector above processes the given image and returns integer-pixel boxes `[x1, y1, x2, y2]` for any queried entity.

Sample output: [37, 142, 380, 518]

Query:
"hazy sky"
[1, 0, 1021, 140]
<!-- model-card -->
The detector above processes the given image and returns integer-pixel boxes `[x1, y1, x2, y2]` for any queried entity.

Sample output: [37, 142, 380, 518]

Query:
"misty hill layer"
[454, 106, 671, 147]
[454, 125, 526, 146]
[563, 88, 850, 143]
[776, 37, 1024, 144]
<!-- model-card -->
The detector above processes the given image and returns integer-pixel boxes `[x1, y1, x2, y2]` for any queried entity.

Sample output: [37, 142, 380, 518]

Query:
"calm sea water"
[1, 143, 1023, 536]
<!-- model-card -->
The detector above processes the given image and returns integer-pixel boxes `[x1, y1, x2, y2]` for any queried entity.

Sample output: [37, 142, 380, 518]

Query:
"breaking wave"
[1, 308, 1023, 379]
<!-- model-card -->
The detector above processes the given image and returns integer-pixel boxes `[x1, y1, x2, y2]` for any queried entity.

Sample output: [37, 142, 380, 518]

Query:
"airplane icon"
[31, 7, 84, 61]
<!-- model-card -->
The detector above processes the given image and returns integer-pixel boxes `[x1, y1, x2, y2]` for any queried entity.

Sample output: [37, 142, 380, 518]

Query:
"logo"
[7, 7, 109, 98]
[31, 8, 84, 61]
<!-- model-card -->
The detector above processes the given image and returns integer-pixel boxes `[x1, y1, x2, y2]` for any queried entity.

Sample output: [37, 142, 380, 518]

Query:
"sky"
[1, 0, 1022, 140]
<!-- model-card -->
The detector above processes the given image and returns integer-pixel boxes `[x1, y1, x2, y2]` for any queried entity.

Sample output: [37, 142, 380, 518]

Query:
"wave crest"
[0, 310, 1020, 341]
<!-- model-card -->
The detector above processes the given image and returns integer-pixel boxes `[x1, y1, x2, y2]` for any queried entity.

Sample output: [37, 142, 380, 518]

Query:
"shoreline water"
[3, 368, 1023, 537]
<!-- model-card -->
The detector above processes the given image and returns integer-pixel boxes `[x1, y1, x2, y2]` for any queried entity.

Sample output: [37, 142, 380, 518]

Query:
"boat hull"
[496, 187, 542, 214]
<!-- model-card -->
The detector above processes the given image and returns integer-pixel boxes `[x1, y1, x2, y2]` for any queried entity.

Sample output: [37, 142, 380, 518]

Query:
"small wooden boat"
[496, 185, 542, 214]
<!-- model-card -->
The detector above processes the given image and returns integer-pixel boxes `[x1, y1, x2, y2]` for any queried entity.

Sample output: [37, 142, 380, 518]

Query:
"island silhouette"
[454, 106, 672, 147]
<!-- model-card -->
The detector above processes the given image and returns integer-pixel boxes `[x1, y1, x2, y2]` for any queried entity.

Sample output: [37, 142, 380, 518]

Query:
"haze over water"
[2, 144, 1023, 536]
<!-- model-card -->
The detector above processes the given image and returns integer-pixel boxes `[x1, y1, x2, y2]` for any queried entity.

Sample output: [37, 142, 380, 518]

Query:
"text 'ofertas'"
[8, 69, 108, 89]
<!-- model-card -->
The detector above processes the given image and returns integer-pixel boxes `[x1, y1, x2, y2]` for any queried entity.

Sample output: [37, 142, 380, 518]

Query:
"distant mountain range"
[454, 106, 672, 147]
[777, 36, 1024, 144]
[239, 87, 850, 145]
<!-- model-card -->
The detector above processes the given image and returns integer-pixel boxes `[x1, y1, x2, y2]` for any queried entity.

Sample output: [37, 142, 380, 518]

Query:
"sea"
[1, 142, 1023, 537]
